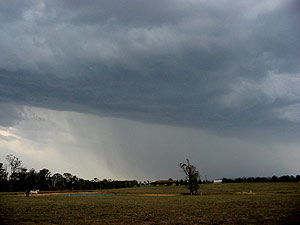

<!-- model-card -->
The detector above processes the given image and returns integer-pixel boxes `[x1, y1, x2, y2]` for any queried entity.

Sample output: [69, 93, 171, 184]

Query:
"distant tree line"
[0, 155, 138, 192]
[222, 175, 300, 183]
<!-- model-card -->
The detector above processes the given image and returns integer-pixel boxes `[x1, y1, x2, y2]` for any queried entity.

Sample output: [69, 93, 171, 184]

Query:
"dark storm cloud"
[0, 0, 300, 139]
[57, 0, 187, 26]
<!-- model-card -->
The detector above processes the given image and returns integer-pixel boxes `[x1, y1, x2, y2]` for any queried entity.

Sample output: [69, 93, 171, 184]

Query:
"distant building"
[213, 179, 222, 184]
[150, 179, 177, 186]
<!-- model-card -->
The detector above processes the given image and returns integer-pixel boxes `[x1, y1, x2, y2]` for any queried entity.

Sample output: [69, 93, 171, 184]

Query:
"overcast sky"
[0, 0, 299, 180]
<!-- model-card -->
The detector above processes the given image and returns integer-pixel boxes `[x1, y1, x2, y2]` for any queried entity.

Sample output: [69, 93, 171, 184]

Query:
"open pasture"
[0, 183, 299, 224]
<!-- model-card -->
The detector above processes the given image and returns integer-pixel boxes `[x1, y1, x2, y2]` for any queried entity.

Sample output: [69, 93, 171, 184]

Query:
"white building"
[213, 179, 222, 184]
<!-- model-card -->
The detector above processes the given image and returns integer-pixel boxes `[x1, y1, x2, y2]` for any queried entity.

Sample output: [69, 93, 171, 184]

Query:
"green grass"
[0, 183, 299, 224]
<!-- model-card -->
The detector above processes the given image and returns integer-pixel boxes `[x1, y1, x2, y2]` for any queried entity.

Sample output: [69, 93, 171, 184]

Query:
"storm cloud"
[0, 0, 299, 179]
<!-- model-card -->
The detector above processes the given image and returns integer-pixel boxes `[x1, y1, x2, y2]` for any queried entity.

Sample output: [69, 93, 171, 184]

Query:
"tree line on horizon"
[0, 155, 299, 193]
[0, 154, 138, 193]
[222, 175, 300, 183]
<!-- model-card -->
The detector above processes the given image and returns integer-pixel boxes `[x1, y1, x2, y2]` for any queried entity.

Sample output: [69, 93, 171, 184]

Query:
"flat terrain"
[0, 183, 299, 224]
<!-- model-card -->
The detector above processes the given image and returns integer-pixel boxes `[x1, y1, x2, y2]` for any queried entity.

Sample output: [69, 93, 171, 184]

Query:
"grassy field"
[0, 183, 299, 224]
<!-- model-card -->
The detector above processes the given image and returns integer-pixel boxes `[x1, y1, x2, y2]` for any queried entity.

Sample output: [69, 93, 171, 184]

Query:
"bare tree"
[6, 154, 22, 175]
[179, 159, 200, 195]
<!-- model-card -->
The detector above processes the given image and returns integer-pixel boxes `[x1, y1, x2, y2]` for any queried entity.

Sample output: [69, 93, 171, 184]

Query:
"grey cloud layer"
[0, 102, 23, 127]
[0, 0, 300, 139]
